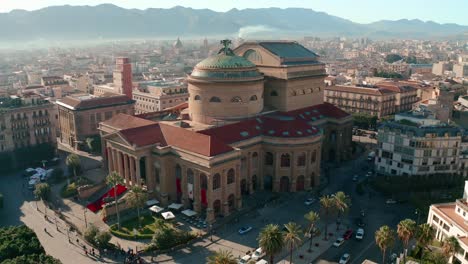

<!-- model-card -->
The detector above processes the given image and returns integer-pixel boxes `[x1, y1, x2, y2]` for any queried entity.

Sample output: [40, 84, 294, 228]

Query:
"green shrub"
[84, 224, 99, 244]
[95, 231, 112, 248]
[60, 182, 77, 198]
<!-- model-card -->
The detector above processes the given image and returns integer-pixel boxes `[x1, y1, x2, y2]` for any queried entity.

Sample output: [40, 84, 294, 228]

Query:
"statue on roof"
[218, 39, 234, 55]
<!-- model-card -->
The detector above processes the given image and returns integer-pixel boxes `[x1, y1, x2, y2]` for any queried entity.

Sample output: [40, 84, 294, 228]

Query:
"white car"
[339, 253, 350, 264]
[366, 171, 372, 177]
[355, 228, 364, 240]
[238, 226, 253, 235]
[238, 254, 251, 264]
[352, 175, 358, 182]
[28, 178, 39, 190]
[304, 198, 316, 205]
[251, 247, 264, 261]
[386, 199, 397, 204]
[333, 237, 345, 247]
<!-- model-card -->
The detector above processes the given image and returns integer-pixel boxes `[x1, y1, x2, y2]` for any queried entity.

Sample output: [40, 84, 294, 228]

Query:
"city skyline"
[1, 0, 468, 25]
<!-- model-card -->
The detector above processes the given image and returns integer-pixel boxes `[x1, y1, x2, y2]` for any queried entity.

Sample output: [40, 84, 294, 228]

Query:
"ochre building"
[99, 41, 352, 223]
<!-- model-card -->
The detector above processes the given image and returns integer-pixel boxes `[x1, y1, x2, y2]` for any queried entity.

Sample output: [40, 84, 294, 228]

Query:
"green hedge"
[60, 183, 77, 198]
[109, 226, 153, 240]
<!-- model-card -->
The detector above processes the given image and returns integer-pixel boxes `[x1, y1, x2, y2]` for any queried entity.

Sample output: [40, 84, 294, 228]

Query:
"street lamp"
[415, 209, 420, 225]
[84, 208, 88, 228]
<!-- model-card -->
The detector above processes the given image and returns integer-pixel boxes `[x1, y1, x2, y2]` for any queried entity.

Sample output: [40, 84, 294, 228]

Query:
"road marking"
[350, 240, 375, 264]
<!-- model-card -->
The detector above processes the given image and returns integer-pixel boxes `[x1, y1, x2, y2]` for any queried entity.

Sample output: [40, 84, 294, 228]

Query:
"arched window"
[231, 96, 242, 103]
[265, 152, 274, 165]
[243, 49, 263, 63]
[227, 169, 235, 184]
[291, 91, 297, 96]
[250, 95, 258, 101]
[297, 153, 306, 167]
[280, 154, 290, 167]
[194, 95, 201, 101]
[311, 149, 317, 164]
[213, 173, 221, 190]
[308, 88, 313, 93]
[270, 90, 278, 96]
[209, 96, 221, 103]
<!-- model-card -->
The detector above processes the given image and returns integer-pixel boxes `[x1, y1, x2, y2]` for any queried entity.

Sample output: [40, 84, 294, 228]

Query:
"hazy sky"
[1, 0, 466, 25]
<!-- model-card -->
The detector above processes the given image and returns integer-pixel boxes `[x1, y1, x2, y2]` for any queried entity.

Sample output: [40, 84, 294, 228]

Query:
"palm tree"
[106, 171, 124, 229]
[442, 236, 461, 263]
[415, 223, 435, 255]
[257, 224, 284, 264]
[333, 191, 350, 231]
[375, 225, 395, 264]
[319, 195, 335, 240]
[206, 249, 237, 264]
[304, 211, 320, 252]
[66, 153, 80, 181]
[283, 222, 302, 264]
[397, 218, 416, 263]
[126, 186, 148, 228]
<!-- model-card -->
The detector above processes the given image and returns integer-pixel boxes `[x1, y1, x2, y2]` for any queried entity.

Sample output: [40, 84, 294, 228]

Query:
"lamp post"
[84, 208, 88, 228]
[415, 209, 420, 225]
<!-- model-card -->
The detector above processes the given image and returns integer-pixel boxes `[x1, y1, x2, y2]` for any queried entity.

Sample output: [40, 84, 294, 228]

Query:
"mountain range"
[0, 4, 467, 42]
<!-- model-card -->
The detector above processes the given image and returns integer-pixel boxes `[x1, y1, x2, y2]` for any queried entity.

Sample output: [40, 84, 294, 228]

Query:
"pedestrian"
[76, 238, 79, 245]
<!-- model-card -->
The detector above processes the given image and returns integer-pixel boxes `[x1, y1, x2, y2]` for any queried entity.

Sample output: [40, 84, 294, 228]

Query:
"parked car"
[386, 199, 397, 204]
[355, 228, 364, 240]
[343, 229, 353, 240]
[255, 260, 268, 264]
[304, 198, 316, 205]
[339, 253, 351, 264]
[238, 226, 253, 235]
[352, 175, 358, 182]
[355, 217, 365, 227]
[49, 157, 61, 166]
[23, 168, 36, 177]
[333, 237, 345, 247]
[238, 254, 251, 264]
[28, 178, 39, 190]
[251, 248, 264, 261]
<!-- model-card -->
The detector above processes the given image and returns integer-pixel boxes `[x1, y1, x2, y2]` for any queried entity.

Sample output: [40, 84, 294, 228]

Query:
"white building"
[428, 181, 468, 263]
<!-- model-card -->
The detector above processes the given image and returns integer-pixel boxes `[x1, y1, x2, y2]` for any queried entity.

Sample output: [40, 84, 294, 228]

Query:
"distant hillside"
[0, 4, 466, 42]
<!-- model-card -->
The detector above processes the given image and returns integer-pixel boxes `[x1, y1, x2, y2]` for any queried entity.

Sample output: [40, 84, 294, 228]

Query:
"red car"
[343, 229, 353, 240]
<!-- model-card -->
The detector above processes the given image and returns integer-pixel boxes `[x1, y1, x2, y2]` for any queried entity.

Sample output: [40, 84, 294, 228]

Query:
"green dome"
[191, 54, 262, 80]
[195, 54, 256, 69]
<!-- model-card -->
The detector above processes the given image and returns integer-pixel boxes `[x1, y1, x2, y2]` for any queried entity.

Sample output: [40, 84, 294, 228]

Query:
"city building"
[63, 74, 90, 93]
[427, 181, 468, 264]
[454, 64, 468, 78]
[0, 93, 57, 167]
[133, 80, 188, 114]
[324, 85, 397, 118]
[57, 94, 135, 150]
[375, 112, 463, 177]
[94, 57, 133, 98]
[99, 40, 353, 222]
[375, 81, 419, 112]
[432, 61, 452, 76]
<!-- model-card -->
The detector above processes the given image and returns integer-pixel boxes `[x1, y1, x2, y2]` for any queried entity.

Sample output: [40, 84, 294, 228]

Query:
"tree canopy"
[0, 225, 61, 263]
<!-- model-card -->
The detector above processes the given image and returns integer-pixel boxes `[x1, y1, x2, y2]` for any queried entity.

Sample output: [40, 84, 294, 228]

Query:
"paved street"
[0, 147, 417, 264]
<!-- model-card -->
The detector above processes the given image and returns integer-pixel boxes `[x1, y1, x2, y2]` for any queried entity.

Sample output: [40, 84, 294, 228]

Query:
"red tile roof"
[285, 102, 350, 119]
[108, 115, 233, 156]
[103, 113, 155, 130]
[326, 85, 396, 96]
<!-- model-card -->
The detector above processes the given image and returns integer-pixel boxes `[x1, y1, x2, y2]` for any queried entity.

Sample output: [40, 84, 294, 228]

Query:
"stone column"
[259, 152, 264, 191]
[135, 157, 141, 186]
[112, 149, 118, 174]
[222, 169, 229, 216]
[206, 174, 215, 223]
[273, 152, 280, 192]
[247, 152, 253, 194]
[123, 154, 129, 185]
[107, 147, 114, 172]
[181, 165, 189, 208]
[235, 164, 242, 210]
[145, 157, 155, 196]
[116, 151, 123, 179]
[129, 156, 136, 186]
[193, 170, 201, 213]
[290, 152, 296, 192]
[305, 150, 312, 190]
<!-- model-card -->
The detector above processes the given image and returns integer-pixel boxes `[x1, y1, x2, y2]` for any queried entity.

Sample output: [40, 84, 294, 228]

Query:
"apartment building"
[0, 93, 57, 153]
[324, 85, 396, 118]
[376, 81, 419, 112]
[427, 181, 468, 263]
[133, 80, 188, 114]
[375, 113, 463, 177]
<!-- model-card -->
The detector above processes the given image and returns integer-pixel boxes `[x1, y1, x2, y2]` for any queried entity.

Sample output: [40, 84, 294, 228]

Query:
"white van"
[256, 260, 268, 264]
[238, 255, 251, 264]
[251, 248, 264, 261]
